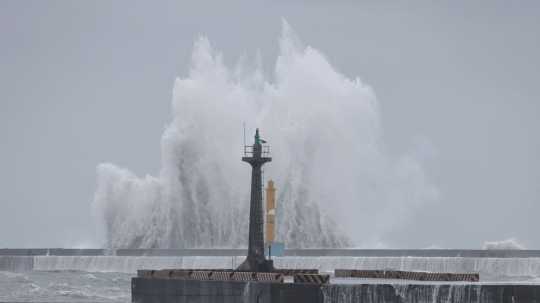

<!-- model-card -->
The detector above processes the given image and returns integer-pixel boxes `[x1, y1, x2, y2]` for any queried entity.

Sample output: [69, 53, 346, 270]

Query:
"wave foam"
[0, 271, 29, 282]
[84, 273, 98, 280]
[483, 238, 525, 250]
[3, 281, 129, 302]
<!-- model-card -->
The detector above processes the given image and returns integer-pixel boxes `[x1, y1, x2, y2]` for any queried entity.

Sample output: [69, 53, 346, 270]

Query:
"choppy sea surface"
[0, 270, 131, 302]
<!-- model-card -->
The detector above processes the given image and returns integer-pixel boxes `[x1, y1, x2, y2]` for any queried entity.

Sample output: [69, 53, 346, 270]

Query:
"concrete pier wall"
[131, 279, 540, 303]
[322, 284, 540, 303]
[131, 278, 322, 303]
[0, 256, 34, 270]
[4, 255, 540, 276]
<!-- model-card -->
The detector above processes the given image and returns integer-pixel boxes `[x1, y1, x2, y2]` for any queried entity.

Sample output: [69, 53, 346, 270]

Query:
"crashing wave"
[92, 19, 436, 249]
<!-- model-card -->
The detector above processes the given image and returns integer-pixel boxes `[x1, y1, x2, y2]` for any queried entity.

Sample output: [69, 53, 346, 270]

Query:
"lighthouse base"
[235, 256, 276, 272]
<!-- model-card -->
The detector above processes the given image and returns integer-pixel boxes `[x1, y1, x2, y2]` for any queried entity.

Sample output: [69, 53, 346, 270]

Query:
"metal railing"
[244, 145, 270, 157]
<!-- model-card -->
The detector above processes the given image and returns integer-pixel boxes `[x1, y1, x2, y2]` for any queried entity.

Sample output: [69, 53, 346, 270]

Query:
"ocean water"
[0, 270, 131, 302]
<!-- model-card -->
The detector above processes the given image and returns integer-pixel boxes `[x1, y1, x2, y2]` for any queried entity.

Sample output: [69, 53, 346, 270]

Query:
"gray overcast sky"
[0, 1, 539, 249]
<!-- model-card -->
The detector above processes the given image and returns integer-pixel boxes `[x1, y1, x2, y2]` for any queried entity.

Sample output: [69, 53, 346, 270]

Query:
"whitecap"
[0, 271, 28, 282]
[84, 273, 98, 280]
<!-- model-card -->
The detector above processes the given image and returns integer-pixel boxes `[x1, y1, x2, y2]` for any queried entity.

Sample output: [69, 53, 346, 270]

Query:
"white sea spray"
[91, 19, 436, 249]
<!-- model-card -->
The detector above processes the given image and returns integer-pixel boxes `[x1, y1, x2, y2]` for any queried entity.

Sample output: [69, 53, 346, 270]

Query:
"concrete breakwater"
[131, 278, 540, 303]
[3, 255, 540, 277]
[322, 284, 540, 303]
[132, 277, 324, 303]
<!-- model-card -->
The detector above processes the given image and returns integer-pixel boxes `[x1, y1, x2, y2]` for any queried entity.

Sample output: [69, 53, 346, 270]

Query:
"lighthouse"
[235, 128, 275, 272]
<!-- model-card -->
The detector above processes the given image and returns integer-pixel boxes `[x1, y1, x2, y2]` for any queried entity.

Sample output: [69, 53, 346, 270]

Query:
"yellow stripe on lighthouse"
[265, 180, 276, 243]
